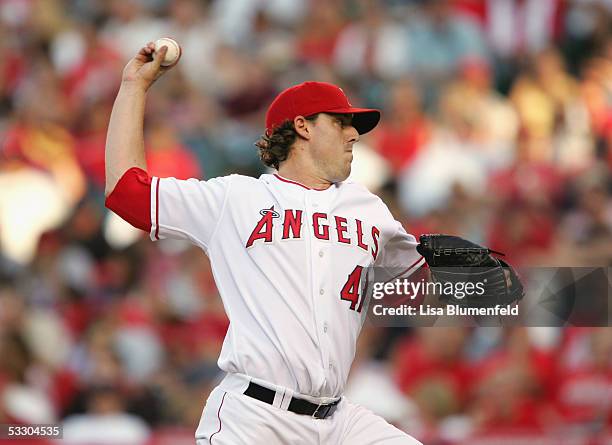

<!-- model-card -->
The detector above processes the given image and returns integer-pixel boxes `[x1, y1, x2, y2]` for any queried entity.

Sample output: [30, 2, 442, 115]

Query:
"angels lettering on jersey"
[246, 206, 380, 261]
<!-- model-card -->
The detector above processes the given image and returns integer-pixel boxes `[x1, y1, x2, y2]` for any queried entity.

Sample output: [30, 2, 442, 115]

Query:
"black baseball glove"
[416, 234, 524, 307]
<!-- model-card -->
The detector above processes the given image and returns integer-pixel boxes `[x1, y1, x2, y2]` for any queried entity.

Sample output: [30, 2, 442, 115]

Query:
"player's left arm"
[368, 221, 431, 310]
[375, 221, 426, 276]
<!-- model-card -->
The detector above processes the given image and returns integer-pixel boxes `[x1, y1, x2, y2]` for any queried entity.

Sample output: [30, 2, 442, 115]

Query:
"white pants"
[195, 374, 421, 445]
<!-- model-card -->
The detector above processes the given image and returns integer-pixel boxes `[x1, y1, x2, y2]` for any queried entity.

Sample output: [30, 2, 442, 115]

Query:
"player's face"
[308, 113, 359, 182]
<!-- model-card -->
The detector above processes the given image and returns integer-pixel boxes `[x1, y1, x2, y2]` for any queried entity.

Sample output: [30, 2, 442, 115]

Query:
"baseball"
[154, 37, 181, 67]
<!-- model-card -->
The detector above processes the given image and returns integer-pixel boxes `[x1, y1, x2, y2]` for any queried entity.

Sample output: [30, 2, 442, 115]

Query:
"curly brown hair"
[255, 115, 318, 170]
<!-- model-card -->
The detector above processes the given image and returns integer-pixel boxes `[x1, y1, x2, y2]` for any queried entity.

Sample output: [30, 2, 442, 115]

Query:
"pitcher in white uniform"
[105, 42, 424, 444]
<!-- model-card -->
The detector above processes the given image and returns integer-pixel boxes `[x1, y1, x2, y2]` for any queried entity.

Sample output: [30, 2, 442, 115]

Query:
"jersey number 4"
[340, 266, 365, 313]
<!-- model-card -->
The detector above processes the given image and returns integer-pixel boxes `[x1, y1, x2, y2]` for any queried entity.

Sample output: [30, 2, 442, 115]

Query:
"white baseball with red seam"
[154, 38, 181, 66]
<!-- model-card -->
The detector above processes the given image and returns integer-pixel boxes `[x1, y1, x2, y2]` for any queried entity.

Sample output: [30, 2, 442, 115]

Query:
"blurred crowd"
[0, 0, 612, 443]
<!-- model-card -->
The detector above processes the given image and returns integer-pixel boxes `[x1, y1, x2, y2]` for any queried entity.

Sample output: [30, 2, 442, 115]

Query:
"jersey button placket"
[315, 191, 336, 382]
[305, 192, 329, 377]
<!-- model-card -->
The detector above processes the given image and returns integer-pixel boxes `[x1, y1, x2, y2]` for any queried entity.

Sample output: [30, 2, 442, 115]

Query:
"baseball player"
[105, 43, 424, 444]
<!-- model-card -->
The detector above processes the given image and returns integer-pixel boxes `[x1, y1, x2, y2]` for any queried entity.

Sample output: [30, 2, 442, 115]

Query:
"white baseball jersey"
[149, 173, 424, 398]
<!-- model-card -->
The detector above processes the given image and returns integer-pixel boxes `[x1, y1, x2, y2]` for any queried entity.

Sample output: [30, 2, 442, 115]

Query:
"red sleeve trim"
[154, 178, 160, 240]
[105, 167, 152, 232]
[384, 256, 427, 283]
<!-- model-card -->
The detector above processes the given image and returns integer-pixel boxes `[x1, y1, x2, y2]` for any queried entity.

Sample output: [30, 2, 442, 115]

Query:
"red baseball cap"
[265, 81, 381, 136]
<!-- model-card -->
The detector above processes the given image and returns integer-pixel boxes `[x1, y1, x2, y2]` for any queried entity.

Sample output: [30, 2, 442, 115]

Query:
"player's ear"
[294, 116, 312, 140]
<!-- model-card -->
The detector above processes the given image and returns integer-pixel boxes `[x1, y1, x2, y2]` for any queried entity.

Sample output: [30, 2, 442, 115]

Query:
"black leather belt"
[244, 381, 340, 419]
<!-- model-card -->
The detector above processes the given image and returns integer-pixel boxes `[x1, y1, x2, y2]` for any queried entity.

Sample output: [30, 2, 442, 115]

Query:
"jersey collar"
[273, 174, 332, 191]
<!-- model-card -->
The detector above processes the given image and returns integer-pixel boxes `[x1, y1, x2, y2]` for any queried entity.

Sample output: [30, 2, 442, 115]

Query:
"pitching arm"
[105, 42, 173, 197]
